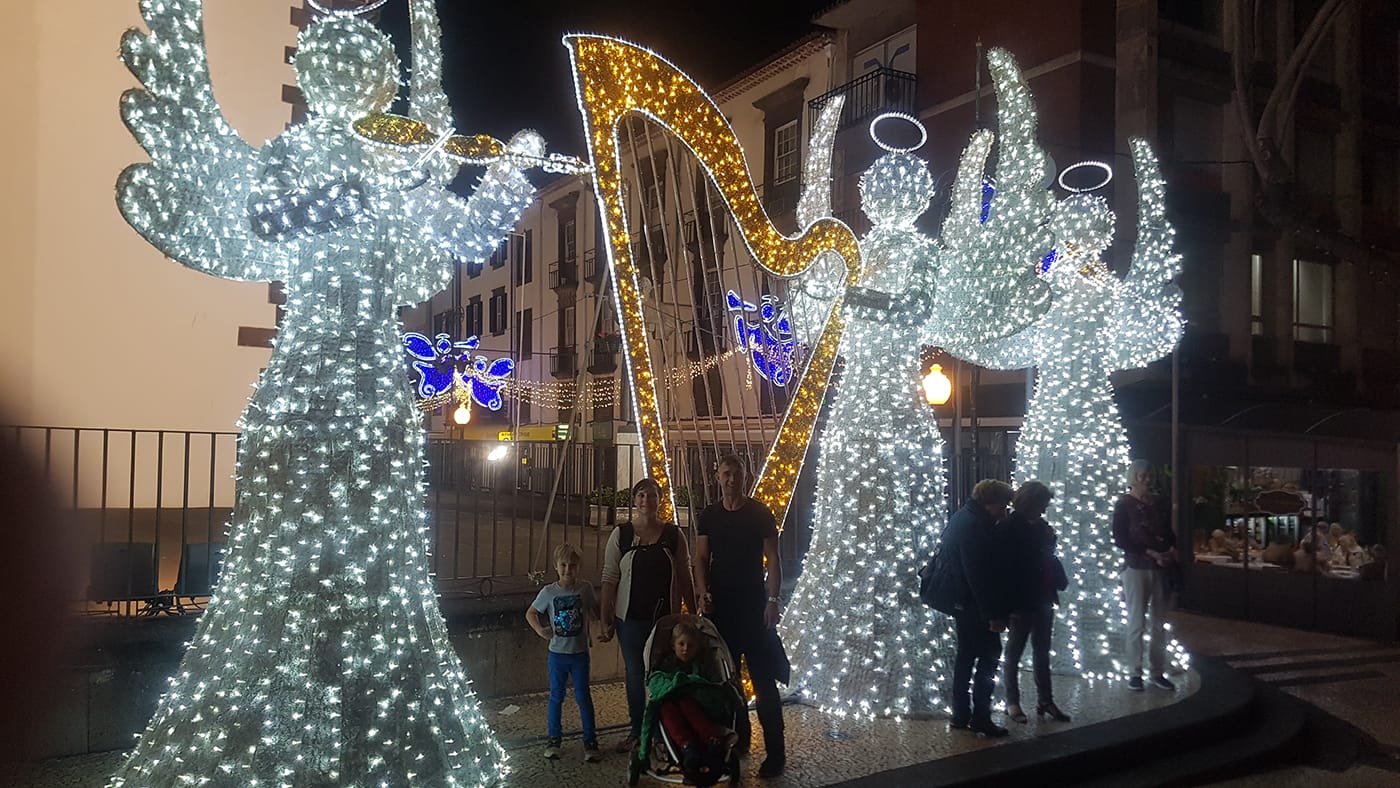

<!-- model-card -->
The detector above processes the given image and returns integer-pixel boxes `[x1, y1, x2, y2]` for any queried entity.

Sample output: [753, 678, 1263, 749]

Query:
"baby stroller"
[628, 614, 744, 786]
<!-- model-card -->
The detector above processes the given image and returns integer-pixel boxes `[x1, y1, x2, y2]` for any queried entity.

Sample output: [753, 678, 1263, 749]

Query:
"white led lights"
[1057, 160, 1114, 193]
[868, 111, 929, 153]
[110, 1, 535, 784]
[947, 54, 1188, 682]
[306, 0, 391, 16]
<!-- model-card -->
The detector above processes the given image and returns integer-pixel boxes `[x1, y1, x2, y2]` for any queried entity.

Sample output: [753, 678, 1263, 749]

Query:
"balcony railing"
[549, 259, 578, 289]
[587, 348, 618, 374]
[584, 248, 606, 286]
[809, 67, 917, 133]
[550, 346, 577, 377]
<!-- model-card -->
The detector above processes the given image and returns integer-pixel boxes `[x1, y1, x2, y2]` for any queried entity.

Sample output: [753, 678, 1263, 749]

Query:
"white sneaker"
[544, 738, 562, 759]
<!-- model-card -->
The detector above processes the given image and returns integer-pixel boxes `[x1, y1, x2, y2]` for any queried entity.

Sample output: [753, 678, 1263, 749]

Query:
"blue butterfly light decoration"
[403, 332, 514, 410]
[726, 290, 797, 387]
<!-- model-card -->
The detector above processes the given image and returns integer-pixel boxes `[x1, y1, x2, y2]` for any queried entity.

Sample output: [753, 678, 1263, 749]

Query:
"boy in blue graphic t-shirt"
[527, 543, 601, 761]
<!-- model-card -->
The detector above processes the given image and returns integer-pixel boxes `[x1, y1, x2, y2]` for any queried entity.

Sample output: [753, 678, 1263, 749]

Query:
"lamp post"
[922, 364, 953, 406]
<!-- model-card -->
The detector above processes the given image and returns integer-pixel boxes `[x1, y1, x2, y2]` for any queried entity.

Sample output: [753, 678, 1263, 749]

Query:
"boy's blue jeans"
[547, 650, 597, 743]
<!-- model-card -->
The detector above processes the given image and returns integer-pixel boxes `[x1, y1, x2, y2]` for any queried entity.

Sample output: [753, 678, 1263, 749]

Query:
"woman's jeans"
[547, 650, 597, 743]
[616, 617, 654, 737]
[1003, 604, 1054, 706]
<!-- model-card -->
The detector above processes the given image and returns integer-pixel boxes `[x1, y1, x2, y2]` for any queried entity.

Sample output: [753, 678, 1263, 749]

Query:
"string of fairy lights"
[414, 346, 746, 413]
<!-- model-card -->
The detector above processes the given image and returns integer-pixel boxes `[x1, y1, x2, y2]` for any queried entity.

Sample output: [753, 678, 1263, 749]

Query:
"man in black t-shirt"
[694, 454, 785, 779]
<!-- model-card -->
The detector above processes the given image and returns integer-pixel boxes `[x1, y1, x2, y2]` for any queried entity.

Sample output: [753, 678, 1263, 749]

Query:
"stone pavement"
[1170, 611, 1400, 787]
[6, 664, 1197, 787]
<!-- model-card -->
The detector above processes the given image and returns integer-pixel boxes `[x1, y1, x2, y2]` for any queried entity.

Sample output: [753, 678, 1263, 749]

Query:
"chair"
[171, 543, 227, 613]
[87, 542, 158, 607]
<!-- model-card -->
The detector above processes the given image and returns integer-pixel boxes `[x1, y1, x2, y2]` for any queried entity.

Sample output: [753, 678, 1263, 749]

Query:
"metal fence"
[11, 426, 811, 614]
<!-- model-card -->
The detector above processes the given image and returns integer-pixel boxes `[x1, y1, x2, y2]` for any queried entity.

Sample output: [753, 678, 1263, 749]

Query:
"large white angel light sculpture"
[111, 0, 544, 784]
[948, 50, 1186, 680]
[780, 55, 1059, 717]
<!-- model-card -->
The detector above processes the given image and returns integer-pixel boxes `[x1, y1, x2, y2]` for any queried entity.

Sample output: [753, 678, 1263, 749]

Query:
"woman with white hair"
[1111, 459, 1177, 691]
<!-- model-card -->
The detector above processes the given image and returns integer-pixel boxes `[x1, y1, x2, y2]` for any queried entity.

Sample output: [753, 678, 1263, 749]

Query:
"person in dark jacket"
[941, 479, 1014, 737]
[1000, 481, 1070, 724]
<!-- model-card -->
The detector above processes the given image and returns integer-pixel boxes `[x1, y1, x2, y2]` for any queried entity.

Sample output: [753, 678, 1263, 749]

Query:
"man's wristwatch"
[766, 596, 781, 605]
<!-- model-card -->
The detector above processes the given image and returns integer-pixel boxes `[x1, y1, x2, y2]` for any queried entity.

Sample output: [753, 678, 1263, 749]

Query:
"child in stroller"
[630, 614, 744, 786]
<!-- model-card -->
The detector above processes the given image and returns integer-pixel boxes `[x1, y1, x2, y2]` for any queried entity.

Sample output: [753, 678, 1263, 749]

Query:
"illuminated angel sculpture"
[781, 91, 1052, 715]
[946, 51, 1185, 678]
[111, 1, 540, 784]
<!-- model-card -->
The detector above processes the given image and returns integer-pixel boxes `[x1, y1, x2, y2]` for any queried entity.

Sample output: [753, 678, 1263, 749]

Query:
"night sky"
[377, 0, 836, 158]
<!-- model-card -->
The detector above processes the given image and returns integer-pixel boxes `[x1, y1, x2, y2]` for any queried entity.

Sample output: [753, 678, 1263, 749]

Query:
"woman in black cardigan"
[1001, 481, 1070, 723]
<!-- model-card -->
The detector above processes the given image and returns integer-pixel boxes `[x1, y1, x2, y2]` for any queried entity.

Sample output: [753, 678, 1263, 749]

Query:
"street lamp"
[486, 443, 510, 462]
[922, 364, 952, 406]
[452, 401, 472, 425]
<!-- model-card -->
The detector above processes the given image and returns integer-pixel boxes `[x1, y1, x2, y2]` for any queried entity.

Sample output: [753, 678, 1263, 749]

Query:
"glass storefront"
[1190, 465, 1387, 581]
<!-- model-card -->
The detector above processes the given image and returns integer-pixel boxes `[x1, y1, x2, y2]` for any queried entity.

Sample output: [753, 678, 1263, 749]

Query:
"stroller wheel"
[628, 754, 642, 786]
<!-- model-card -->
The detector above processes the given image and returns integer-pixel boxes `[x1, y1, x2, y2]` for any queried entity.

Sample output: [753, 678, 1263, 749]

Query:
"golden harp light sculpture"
[565, 35, 860, 524]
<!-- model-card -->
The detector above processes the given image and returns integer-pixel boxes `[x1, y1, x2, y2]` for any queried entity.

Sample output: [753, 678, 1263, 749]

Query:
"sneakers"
[1150, 675, 1177, 691]
[543, 738, 562, 759]
[1127, 676, 1145, 691]
[758, 755, 786, 778]
[583, 741, 602, 762]
[967, 718, 1010, 738]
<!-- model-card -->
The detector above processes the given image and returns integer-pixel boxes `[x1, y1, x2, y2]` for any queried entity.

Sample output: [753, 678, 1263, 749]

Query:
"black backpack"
[918, 546, 959, 616]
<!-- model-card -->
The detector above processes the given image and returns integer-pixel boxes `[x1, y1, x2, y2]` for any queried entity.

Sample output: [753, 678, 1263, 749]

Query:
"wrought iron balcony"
[809, 67, 917, 133]
[549, 259, 578, 289]
[550, 346, 577, 377]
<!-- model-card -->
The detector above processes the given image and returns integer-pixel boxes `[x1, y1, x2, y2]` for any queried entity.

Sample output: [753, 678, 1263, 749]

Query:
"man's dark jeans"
[951, 614, 1003, 723]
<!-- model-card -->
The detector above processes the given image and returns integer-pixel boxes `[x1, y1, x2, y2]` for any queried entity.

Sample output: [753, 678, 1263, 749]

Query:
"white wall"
[1, 0, 294, 432]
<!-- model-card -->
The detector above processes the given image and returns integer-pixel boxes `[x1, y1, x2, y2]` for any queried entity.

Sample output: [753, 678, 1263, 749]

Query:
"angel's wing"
[1106, 138, 1185, 370]
[933, 48, 1052, 357]
[116, 0, 285, 282]
[407, 0, 452, 132]
[788, 96, 848, 346]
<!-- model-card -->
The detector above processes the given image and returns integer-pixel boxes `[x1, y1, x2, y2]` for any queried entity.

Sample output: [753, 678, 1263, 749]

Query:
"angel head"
[1047, 193, 1115, 271]
[859, 152, 935, 228]
[859, 113, 935, 228]
[293, 15, 401, 120]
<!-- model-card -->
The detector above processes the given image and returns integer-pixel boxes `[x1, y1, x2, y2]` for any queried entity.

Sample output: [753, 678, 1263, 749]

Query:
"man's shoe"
[582, 741, 602, 762]
[1127, 676, 1145, 691]
[758, 755, 786, 778]
[1150, 675, 1176, 691]
[543, 738, 562, 759]
[968, 719, 1010, 738]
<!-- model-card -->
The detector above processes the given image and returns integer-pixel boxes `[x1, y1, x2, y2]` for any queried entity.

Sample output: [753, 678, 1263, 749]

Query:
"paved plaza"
[12, 610, 1400, 786]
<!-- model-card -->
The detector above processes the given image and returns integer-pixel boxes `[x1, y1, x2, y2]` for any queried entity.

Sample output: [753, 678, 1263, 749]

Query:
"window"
[513, 230, 533, 286]
[1293, 258, 1333, 343]
[465, 259, 483, 279]
[516, 308, 533, 360]
[465, 296, 483, 338]
[1295, 127, 1335, 200]
[1159, 0, 1221, 33]
[1361, 147, 1399, 222]
[561, 305, 576, 348]
[773, 121, 799, 184]
[1250, 254, 1264, 336]
[488, 287, 508, 336]
[562, 219, 577, 263]
[489, 239, 507, 269]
